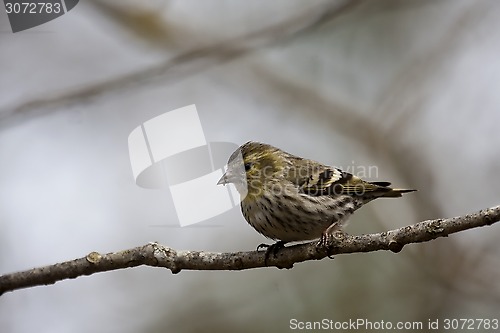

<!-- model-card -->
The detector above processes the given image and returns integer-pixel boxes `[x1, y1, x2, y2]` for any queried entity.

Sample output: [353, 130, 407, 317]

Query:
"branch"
[0, 0, 361, 128]
[1, 205, 499, 296]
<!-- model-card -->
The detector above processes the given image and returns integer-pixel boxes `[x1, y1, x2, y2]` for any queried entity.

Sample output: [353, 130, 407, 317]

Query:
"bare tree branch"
[0, 0, 361, 128]
[1, 205, 498, 296]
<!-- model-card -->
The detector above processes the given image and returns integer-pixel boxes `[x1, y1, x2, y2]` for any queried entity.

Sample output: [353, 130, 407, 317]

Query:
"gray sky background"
[1, 1, 500, 332]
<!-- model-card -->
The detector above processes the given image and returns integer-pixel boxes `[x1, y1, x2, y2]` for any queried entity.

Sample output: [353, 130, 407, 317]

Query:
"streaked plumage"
[218, 141, 415, 245]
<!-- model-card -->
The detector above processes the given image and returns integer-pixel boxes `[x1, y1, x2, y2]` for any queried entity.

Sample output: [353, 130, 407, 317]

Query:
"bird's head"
[217, 141, 288, 199]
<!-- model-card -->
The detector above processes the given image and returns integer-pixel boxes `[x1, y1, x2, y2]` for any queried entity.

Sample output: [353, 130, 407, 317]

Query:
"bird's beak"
[217, 170, 232, 185]
[217, 165, 248, 199]
[217, 172, 229, 185]
[218, 167, 243, 185]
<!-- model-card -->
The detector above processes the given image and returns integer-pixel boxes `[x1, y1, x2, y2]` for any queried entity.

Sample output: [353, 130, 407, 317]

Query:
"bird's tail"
[381, 188, 416, 198]
[370, 182, 416, 198]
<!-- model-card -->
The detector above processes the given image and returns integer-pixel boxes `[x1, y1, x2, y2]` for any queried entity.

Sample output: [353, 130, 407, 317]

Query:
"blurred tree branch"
[1, 205, 498, 296]
[0, 0, 361, 128]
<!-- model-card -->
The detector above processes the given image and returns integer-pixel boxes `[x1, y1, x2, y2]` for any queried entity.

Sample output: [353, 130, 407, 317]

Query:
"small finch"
[217, 141, 415, 251]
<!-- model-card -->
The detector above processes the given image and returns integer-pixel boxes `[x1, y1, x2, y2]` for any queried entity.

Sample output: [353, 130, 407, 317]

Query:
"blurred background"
[1, 0, 500, 332]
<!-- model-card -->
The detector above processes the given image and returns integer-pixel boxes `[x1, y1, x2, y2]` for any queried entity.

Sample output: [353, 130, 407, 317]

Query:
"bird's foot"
[317, 229, 346, 258]
[257, 241, 286, 265]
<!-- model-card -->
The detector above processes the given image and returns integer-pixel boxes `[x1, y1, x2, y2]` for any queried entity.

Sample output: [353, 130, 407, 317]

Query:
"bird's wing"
[287, 158, 392, 197]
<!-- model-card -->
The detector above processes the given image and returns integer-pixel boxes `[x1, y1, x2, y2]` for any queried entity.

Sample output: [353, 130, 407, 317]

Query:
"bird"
[217, 141, 415, 254]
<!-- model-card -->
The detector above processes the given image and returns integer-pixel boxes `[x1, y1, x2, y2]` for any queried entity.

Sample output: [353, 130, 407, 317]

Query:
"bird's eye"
[244, 163, 252, 171]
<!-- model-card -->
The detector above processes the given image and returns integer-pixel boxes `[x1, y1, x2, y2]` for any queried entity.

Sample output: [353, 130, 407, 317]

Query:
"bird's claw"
[317, 232, 331, 248]
[256, 243, 270, 251]
[257, 241, 286, 265]
[317, 230, 347, 257]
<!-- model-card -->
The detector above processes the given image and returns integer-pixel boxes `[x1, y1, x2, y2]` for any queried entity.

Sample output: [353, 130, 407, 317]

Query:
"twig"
[0, 0, 361, 127]
[1, 205, 498, 296]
